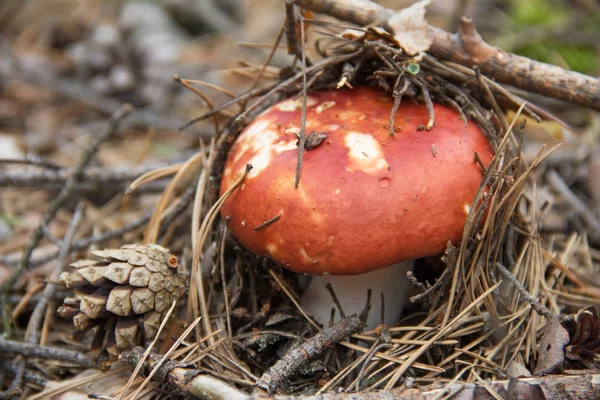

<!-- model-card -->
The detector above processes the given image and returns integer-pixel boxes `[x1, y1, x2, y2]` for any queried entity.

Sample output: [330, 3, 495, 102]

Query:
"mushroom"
[220, 87, 494, 329]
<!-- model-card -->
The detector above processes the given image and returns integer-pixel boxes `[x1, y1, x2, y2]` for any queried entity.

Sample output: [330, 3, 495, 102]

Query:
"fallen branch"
[0, 160, 181, 188]
[121, 347, 247, 400]
[0, 340, 95, 368]
[296, 0, 600, 111]
[495, 262, 572, 323]
[0, 360, 46, 388]
[255, 315, 364, 394]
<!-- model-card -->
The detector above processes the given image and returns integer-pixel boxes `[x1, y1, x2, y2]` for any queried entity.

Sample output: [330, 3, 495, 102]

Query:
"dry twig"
[255, 315, 364, 394]
[0, 340, 95, 368]
[296, 0, 600, 110]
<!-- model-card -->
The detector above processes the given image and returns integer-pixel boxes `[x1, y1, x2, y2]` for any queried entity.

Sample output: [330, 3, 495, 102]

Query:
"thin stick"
[0, 339, 95, 368]
[253, 213, 282, 231]
[118, 300, 178, 399]
[219, 223, 232, 338]
[268, 269, 321, 330]
[285, 0, 303, 62]
[495, 263, 570, 323]
[127, 317, 202, 400]
[247, 21, 287, 94]
[255, 315, 364, 394]
[295, 15, 309, 188]
[297, 0, 600, 111]
[325, 283, 346, 319]
[190, 165, 252, 344]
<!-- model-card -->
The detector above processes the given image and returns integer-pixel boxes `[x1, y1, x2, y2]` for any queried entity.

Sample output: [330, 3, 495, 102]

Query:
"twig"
[253, 214, 282, 231]
[495, 263, 571, 323]
[0, 157, 61, 170]
[122, 346, 247, 400]
[409, 267, 451, 304]
[0, 360, 46, 388]
[0, 104, 132, 336]
[255, 315, 364, 394]
[294, 15, 309, 188]
[285, 0, 304, 63]
[0, 159, 184, 188]
[325, 283, 346, 319]
[0, 340, 95, 368]
[296, 0, 600, 111]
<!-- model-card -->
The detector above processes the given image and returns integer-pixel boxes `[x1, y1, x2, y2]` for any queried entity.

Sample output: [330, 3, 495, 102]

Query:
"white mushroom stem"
[300, 260, 414, 330]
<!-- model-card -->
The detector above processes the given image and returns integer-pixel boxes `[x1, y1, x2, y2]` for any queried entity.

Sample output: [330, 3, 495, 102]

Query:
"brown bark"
[256, 316, 364, 394]
[297, 0, 600, 111]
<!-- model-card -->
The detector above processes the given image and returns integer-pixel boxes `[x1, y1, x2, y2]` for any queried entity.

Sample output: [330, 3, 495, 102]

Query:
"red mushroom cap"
[220, 87, 494, 276]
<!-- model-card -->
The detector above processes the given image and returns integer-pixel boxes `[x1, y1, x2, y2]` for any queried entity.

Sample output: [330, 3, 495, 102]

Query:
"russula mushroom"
[220, 86, 494, 329]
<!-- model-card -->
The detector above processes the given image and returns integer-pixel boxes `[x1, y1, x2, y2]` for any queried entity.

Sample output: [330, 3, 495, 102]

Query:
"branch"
[495, 262, 572, 323]
[0, 160, 178, 188]
[0, 339, 95, 368]
[296, 0, 600, 111]
[121, 347, 247, 400]
[255, 315, 364, 394]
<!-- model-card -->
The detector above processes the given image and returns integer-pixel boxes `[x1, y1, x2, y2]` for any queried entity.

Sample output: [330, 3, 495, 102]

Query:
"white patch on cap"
[311, 212, 324, 224]
[232, 120, 271, 164]
[273, 141, 297, 153]
[315, 101, 336, 113]
[326, 124, 340, 132]
[233, 121, 297, 179]
[344, 132, 389, 174]
[464, 204, 471, 215]
[299, 246, 314, 264]
[245, 150, 271, 179]
[276, 96, 317, 112]
[327, 234, 335, 246]
[285, 126, 300, 136]
[266, 243, 277, 254]
[245, 138, 297, 178]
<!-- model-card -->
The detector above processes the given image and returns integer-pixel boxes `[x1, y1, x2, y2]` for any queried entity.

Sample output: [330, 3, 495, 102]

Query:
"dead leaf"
[387, 0, 432, 55]
[507, 360, 532, 378]
[534, 315, 569, 375]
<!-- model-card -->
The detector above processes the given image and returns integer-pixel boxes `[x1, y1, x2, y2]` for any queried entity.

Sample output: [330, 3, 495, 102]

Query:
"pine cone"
[58, 244, 186, 360]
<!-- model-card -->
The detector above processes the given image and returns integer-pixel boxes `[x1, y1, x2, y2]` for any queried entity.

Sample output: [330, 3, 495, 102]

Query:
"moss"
[507, 0, 599, 74]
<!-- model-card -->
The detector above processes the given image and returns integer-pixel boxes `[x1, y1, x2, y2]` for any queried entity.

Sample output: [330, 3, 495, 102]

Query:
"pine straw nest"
[54, 11, 600, 399]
